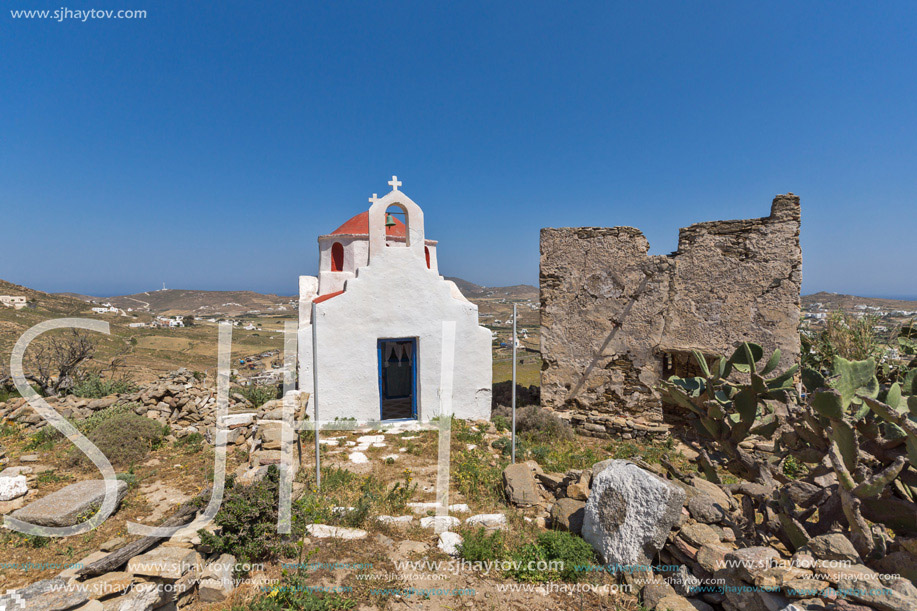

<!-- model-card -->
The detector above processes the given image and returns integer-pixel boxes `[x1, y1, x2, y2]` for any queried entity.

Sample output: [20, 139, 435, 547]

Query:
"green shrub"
[514, 436, 604, 473]
[491, 437, 512, 455]
[24, 427, 59, 451]
[175, 432, 204, 453]
[458, 527, 507, 563]
[295, 469, 417, 528]
[493, 405, 573, 443]
[199, 466, 298, 565]
[509, 530, 597, 582]
[239, 384, 281, 407]
[319, 466, 361, 491]
[492, 414, 510, 432]
[66, 411, 167, 469]
[603, 437, 695, 474]
[116, 471, 139, 487]
[782, 454, 807, 480]
[237, 571, 356, 610]
[78, 404, 136, 434]
[452, 448, 506, 505]
[454, 419, 487, 445]
[70, 374, 137, 399]
[459, 528, 597, 583]
[36, 470, 72, 484]
[23, 403, 137, 450]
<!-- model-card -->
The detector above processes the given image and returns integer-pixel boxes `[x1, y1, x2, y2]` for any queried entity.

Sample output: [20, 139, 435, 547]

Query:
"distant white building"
[91, 306, 120, 314]
[153, 316, 184, 328]
[0, 296, 27, 309]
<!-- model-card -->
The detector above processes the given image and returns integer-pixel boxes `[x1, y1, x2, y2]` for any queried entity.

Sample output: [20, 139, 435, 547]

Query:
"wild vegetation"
[660, 330, 917, 559]
[66, 411, 169, 469]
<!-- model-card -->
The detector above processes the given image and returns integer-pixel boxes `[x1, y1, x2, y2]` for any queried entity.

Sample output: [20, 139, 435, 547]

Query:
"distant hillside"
[445, 277, 486, 295]
[60, 289, 297, 317]
[802, 292, 917, 312]
[0, 280, 109, 375]
[491, 285, 539, 299]
[445, 277, 538, 300]
[3, 279, 291, 382]
[1, 280, 89, 315]
[57, 292, 100, 302]
[69, 281, 540, 316]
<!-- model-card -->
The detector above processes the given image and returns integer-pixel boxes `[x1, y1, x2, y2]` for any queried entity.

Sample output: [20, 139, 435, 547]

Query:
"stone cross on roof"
[388, 175, 402, 191]
[368, 193, 378, 204]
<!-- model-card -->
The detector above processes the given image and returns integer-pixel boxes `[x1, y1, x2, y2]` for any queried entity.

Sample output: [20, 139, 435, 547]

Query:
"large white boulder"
[582, 460, 685, 567]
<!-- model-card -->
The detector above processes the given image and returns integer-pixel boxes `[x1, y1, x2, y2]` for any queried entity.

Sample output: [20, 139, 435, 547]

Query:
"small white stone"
[0, 467, 32, 477]
[438, 531, 463, 556]
[420, 516, 460, 531]
[332, 506, 355, 515]
[465, 513, 507, 529]
[357, 435, 385, 444]
[407, 502, 441, 514]
[349, 452, 369, 464]
[221, 413, 255, 427]
[0, 475, 29, 502]
[377, 515, 413, 525]
[448, 504, 470, 513]
[306, 524, 367, 539]
[371, 442, 387, 448]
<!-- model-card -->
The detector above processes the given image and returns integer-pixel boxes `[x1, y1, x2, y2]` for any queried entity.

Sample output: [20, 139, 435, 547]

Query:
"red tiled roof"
[329, 211, 406, 237]
[313, 290, 344, 304]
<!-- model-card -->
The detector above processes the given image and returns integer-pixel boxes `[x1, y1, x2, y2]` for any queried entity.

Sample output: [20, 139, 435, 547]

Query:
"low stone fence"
[0, 369, 309, 461]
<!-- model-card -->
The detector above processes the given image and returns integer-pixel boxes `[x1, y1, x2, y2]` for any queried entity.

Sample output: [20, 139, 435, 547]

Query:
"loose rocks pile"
[0, 370, 314, 611]
[0, 369, 309, 458]
[504, 458, 917, 611]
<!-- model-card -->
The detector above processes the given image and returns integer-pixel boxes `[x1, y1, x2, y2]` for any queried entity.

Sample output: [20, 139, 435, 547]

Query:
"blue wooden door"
[377, 338, 417, 420]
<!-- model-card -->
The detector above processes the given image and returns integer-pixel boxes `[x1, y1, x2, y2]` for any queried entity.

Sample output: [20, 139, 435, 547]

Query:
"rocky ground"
[0, 371, 916, 611]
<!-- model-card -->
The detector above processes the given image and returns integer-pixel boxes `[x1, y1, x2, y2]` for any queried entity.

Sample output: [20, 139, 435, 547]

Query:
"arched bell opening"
[384, 204, 408, 247]
[331, 242, 344, 271]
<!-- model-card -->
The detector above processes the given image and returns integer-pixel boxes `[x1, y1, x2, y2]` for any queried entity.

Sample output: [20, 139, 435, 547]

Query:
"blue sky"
[2, 1, 916, 298]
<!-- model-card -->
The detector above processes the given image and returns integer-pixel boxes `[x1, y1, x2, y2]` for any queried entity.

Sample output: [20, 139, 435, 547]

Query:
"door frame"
[377, 337, 418, 421]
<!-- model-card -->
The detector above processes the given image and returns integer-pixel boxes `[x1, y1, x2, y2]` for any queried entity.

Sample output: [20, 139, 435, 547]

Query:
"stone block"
[9, 480, 127, 527]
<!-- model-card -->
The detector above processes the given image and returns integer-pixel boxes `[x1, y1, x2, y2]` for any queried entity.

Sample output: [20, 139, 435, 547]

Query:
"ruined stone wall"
[540, 194, 801, 428]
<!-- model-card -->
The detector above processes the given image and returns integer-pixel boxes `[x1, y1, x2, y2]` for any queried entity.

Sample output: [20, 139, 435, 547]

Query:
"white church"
[297, 177, 492, 423]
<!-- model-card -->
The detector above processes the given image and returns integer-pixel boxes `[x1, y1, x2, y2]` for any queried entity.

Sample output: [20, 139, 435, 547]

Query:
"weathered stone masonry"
[540, 194, 801, 433]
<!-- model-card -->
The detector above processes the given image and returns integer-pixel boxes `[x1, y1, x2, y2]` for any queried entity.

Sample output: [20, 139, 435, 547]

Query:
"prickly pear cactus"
[659, 342, 796, 444]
